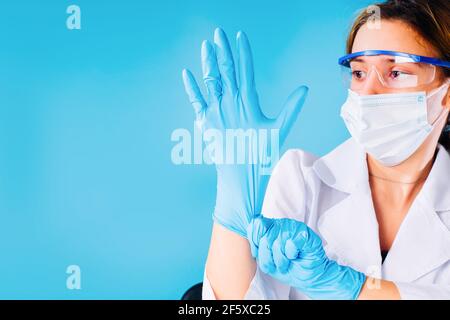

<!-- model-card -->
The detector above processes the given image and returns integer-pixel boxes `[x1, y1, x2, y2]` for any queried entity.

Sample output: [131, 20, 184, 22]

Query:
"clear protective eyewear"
[338, 50, 450, 90]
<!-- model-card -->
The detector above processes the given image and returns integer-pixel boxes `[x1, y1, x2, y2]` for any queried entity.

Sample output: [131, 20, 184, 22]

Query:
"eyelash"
[351, 69, 411, 79]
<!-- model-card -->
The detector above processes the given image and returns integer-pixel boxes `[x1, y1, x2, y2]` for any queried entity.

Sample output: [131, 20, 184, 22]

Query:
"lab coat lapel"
[314, 138, 382, 275]
[382, 145, 450, 282]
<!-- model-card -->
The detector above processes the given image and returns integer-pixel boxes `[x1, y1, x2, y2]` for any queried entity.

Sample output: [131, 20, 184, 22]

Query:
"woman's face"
[352, 19, 450, 109]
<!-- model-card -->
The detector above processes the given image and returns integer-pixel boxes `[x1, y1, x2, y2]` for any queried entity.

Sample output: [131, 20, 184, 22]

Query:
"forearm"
[357, 277, 401, 300]
[205, 222, 257, 299]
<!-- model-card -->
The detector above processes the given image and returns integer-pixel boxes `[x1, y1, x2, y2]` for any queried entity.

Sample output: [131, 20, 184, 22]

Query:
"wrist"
[357, 277, 401, 300]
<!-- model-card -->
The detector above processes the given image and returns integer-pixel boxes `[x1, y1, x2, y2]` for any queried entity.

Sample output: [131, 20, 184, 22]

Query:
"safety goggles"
[338, 50, 450, 90]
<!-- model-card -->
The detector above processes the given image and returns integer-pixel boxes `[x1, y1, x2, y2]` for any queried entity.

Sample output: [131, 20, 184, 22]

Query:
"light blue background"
[0, 0, 373, 299]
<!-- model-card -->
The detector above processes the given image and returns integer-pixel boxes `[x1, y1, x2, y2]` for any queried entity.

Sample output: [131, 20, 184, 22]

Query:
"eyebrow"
[352, 57, 396, 63]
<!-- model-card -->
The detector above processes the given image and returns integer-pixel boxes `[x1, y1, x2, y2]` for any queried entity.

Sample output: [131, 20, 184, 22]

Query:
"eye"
[352, 70, 366, 80]
[389, 70, 411, 80]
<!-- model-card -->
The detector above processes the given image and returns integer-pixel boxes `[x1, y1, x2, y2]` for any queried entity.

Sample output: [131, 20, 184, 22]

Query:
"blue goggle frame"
[338, 50, 450, 69]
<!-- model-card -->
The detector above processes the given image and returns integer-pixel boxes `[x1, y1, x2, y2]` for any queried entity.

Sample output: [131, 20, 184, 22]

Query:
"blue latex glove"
[182, 28, 308, 238]
[247, 216, 366, 300]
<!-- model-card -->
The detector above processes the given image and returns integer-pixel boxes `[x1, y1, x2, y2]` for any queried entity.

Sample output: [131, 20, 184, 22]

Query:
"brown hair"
[346, 0, 450, 150]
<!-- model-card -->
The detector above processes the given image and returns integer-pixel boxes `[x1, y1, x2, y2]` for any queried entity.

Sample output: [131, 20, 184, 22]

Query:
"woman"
[182, 0, 450, 299]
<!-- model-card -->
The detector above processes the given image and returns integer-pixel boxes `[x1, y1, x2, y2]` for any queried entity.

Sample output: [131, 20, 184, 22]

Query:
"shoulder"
[270, 149, 318, 179]
[261, 149, 321, 221]
[279, 148, 319, 167]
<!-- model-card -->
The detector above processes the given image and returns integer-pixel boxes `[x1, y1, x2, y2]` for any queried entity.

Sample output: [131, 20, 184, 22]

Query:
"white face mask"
[340, 81, 450, 167]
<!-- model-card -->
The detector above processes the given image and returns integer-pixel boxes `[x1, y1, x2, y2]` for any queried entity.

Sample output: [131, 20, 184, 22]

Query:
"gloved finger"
[285, 222, 324, 260]
[276, 86, 309, 142]
[272, 234, 290, 274]
[236, 31, 258, 102]
[303, 227, 324, 254]
[258, 234, 276, 275]
[182, 69, 207, 120]
[246, 216, 273, 259]
[201, 40, 222, 104]
[214, 28, 237, 95]
[285, 238, 302, 260]
[284, 224, 309, 260]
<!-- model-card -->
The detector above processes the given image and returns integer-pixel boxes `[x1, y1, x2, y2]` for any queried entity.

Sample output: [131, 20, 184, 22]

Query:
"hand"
[182, 28, 308, 238]
[247, 216, 366, 300]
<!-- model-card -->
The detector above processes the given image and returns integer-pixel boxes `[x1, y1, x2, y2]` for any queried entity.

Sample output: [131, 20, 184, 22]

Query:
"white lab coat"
[202, 138, 450, 300]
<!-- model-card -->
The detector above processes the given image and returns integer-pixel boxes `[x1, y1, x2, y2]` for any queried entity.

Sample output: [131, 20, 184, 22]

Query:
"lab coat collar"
[314, 138, 382, 275]
[313, 138, 450, 210]
[312, 138, 368, 194]
[382, 194, 450, 282]
[316, 182, 383, 276]
[314, 138, 450, 282]
[421, 144, 450, 212]
[383, 144, 450, 282]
